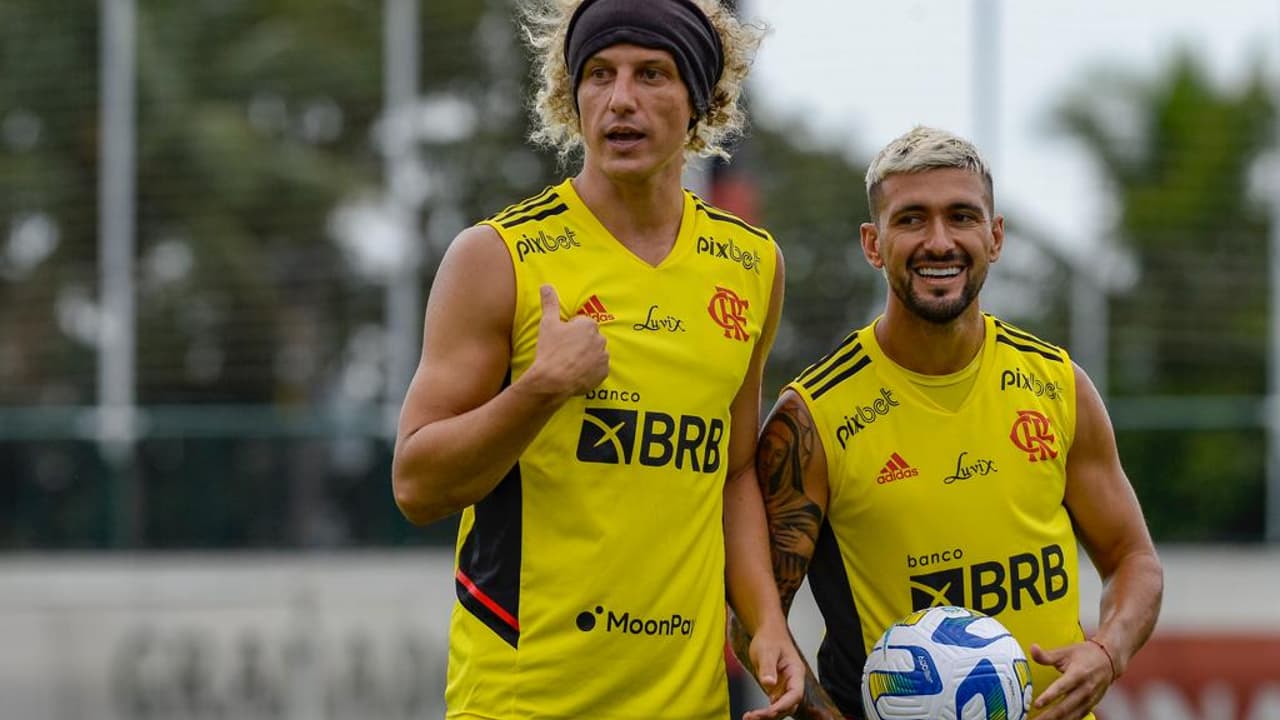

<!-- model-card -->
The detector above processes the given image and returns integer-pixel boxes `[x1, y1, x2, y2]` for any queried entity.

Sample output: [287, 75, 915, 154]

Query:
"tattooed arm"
[729, 389, 845, 720]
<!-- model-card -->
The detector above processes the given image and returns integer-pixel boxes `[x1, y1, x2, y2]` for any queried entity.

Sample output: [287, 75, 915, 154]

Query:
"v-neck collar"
[559, 179, 695, 271]
[862, 315, 996, 415]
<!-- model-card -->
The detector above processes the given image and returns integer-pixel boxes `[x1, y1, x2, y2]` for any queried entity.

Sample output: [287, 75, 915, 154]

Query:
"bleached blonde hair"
[516, 0, 765, 163]
[865, 126, 995, 222]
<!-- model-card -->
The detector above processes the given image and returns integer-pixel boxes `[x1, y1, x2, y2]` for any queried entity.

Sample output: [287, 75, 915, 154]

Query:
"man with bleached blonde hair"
[734, 126, 1163, 720]
[392, 1, 804, 718]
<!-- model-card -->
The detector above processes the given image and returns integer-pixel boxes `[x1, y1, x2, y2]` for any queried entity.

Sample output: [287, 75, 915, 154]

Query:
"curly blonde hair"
[516, 0, 765, 163]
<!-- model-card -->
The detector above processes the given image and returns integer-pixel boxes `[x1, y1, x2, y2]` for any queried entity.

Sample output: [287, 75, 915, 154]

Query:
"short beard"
[889, 271, 984, 325]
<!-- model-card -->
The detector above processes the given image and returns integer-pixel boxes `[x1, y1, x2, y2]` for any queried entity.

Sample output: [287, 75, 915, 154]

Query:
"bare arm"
[391, 225, 608, 525]
[1031, 363, 1164, 719]
[1068, 365, 1163, 672]
[722, 247, 805, 720]
[724, 244, 787, 636]
[729, 388, 844, 720]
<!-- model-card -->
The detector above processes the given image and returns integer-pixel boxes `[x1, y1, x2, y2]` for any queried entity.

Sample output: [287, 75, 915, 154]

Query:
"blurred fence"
[2, 0, 436, 550]
[3, 0, 1276, 549]
[0, 407, 457, 550]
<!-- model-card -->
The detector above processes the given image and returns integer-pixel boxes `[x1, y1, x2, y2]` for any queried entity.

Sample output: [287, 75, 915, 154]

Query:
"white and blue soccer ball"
[861, 605, 1033, 720]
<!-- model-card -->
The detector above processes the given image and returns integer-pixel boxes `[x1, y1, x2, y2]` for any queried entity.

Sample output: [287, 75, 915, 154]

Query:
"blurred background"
[1, 0, 1277, 718]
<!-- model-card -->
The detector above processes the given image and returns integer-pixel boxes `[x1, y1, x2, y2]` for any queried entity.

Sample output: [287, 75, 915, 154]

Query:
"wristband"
[1087, 637, 1118, 681]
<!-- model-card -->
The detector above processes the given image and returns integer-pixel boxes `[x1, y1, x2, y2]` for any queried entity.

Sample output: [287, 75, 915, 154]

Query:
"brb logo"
[1010, 410, 1058, 462]
[707, 286, 750, 342]
[696, 235, 763, 273]
[576, 605, 696, 638]
[576, 408, 724, 472]
[515, 227, 581, 262]
[908, 543, 1069, 616]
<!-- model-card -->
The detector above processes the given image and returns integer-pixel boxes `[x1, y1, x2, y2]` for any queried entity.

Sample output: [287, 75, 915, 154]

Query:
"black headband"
[564, 0, 724, 119]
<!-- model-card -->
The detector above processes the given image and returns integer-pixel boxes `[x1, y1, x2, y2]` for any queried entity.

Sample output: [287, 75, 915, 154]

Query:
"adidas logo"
[576, 295, 615, 322]
[876, 452, 919, 485]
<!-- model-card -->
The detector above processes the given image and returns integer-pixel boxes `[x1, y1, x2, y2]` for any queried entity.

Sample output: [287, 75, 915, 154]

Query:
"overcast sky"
[742, 0, 1280, 249]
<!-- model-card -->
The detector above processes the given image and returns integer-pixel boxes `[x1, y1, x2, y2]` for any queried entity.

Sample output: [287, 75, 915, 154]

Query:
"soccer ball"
[861, 605, 1032, 720]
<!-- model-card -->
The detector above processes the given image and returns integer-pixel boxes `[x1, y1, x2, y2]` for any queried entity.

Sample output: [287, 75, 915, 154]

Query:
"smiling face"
[575, 43, 694, 185]
[860, 167, 1004, 325]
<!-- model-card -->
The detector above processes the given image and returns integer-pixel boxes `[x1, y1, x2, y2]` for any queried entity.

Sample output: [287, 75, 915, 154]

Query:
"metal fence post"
[99, 0, 139, 547]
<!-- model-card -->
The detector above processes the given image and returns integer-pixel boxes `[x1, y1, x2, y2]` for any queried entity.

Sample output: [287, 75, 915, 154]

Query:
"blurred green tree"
[0, 0, 557, 547]
[739, 121, 879, 395]
[7, 1, 1249, 547]
[1054, 49, 1274, 541]
[0, 2, 100, 405]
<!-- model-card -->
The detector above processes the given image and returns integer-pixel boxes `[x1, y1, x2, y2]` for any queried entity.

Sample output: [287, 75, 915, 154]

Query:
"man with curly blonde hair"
[392, 1, 803, 718]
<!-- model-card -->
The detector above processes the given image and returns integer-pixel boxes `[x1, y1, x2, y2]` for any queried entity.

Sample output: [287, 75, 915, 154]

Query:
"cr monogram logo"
[707, 286, 749, 342]
[1010, 410, 1058, 462]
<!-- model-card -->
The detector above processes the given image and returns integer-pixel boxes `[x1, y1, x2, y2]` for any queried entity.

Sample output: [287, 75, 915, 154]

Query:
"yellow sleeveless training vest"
[445, 179, 777, 720]
[788, 315, 1085, 715]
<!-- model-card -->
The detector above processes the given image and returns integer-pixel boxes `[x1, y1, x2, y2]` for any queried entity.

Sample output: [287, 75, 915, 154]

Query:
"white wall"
[0, 552, 454, 720]
[0, 545, 1274, 720]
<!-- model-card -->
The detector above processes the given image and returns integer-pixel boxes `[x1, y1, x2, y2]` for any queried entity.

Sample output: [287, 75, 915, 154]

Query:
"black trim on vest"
[492, 187, 557, 223]
[693, 199, 771, 240]
[808, 519, 868, 718]
[500, 203, 569, 229]
[995, 334, 1064, 363]
[456, 374, 524, 648]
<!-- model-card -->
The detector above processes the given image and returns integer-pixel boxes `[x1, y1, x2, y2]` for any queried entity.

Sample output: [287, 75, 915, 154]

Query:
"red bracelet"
[1087, 638, 1118, 681]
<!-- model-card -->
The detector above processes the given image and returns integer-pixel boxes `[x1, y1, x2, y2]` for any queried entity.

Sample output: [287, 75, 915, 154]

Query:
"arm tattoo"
[756, 405, 823, 613]
[731, 400, 842, 720]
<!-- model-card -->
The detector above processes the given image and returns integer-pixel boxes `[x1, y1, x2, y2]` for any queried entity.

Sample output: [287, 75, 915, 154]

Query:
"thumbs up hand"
[524, 284, 610, 400]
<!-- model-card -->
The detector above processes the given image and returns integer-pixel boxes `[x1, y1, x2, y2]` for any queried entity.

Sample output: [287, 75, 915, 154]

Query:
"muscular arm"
[391, 225, 608, 525]
[729, 389, 844, 720]
[756, 395, 825, 612]
[1066, 365, 1163, 668]
[1031, 363, 1163, 719]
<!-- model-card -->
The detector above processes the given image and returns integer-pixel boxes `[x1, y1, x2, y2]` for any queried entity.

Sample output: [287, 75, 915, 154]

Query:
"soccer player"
[391, 1, 803, 718]
[731, 126, 1164, 720]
